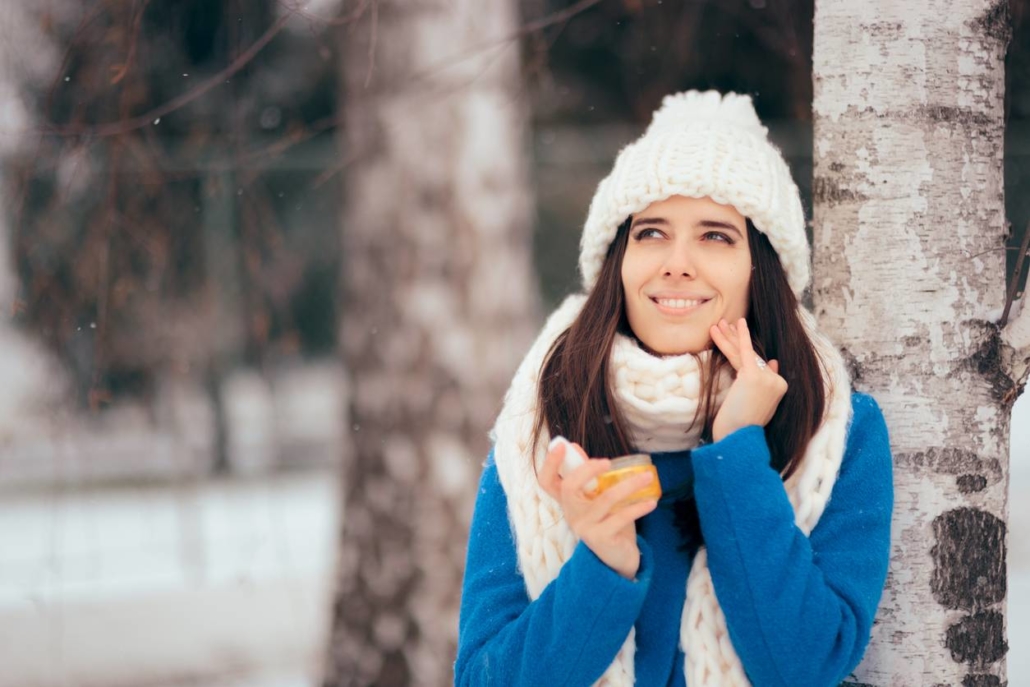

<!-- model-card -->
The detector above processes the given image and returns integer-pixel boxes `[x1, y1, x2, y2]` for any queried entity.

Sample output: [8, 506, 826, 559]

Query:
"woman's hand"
[709, 317, 788, 443]
[537, 441, 657, 580]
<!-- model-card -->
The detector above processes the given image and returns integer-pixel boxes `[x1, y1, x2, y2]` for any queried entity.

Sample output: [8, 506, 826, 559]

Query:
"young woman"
[455, 91, 893, 687]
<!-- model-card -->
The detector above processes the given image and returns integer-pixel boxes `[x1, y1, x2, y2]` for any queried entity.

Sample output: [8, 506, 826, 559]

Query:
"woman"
[455, 91, 893, 687]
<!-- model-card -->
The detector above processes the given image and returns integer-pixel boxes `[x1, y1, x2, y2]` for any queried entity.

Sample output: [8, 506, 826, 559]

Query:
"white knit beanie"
[578, 90, 809, 296]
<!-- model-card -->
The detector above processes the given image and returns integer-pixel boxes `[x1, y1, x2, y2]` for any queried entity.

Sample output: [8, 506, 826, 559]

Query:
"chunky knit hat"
[579, 90, 809, 296]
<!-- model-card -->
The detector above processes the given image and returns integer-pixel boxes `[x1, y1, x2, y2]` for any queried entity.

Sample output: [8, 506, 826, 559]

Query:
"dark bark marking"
[894, 447, 980, 474]
[962, 674, 1003, 687]
[829, 161, 845, 172]
[964, 323, 1017, 406]
[945, 610, 1008, 665]
[919, 105, 995, 131]
[866, 21, 903, 44]
[838, 346, 863, 385]
[971, 0, 1011, 42]
[813, 176, 868, 205]
[956, 474, 988, 493]
[895, 449, 1002, 485]
[931, 508, 1006, 611]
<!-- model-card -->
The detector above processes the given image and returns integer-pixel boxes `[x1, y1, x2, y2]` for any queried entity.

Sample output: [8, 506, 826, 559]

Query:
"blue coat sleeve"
[689, 393, 893, 687]
[454, 451, 654, 686]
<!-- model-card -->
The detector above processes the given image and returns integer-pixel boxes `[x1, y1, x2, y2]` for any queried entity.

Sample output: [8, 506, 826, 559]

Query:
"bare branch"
[1002, 222, 1030, 391]
[1000, 218, 1030, 327]
[408, 0, 606, 84]
[42, 9, 296, 138]
[364, 0, 379, 88]
[36, 0, 597, 140]
[310, 148, 359, 190]
[110, 0, 153, 84]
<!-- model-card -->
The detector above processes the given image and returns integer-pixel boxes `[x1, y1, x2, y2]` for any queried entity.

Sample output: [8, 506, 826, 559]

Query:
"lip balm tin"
[592, 453, 661, 506]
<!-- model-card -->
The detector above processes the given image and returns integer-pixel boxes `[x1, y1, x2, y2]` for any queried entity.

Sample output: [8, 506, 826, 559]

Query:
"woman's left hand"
[709, 317, 788, 443]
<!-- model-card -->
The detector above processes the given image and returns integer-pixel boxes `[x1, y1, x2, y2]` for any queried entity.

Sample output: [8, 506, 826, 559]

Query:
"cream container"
[552, 436, 661, 507]
[591, 453, 661, 507]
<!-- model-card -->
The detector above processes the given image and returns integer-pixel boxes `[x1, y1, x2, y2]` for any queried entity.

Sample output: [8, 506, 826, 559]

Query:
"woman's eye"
[702, 231, 734, 244]
[633, 228, 664, 240]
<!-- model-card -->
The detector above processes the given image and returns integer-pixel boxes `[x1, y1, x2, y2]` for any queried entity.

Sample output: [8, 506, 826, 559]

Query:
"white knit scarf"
[490, 294, 853, 686]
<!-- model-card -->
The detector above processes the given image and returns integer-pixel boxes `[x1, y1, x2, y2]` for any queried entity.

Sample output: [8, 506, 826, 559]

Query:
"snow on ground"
[0, 471, 339, 687]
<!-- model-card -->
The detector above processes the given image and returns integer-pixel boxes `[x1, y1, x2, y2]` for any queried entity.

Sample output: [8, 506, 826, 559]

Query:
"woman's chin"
[641, 339, 709, 357]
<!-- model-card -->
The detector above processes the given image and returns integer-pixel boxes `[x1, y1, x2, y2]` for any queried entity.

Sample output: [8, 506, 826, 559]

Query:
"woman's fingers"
[541, 442, 660, 541]
[562, 456, 611, 497]
[719, 319, 740, 353]
[732, 319, 779, 375]
[592, 469, 654, 512]
[575, 470, 655, 529]
[714, 318, 785, 379]
[537, 440, 565, 499]
[710, 319, 741, 369]
[736, 318, 756, 366]
[540, 440, 613, 503]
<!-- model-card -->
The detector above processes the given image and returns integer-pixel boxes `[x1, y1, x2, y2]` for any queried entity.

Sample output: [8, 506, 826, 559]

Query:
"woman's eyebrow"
[629, 216, 669, 229]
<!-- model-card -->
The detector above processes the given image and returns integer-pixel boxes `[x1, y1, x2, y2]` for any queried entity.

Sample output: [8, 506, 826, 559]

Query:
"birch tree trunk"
[324, 2, 538, 685]
[812, 1, 1023, 684]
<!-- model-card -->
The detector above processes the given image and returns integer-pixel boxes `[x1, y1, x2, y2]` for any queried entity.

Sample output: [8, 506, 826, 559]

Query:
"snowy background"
[0, 2, 1026, 685]
[0, 363, 347, 687]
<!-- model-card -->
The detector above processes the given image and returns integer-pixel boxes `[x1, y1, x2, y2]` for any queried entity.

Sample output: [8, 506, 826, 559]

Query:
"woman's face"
[621, 195, 751, 356]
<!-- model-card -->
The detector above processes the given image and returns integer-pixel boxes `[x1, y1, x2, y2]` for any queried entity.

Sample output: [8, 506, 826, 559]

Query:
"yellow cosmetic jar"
[590, 453, 661, 507]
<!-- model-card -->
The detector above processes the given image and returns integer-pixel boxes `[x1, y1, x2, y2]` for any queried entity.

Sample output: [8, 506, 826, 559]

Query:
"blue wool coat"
[455, 393, 893, 687]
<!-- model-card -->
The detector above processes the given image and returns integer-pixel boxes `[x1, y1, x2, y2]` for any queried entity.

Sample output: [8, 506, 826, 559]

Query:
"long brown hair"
[533, 215, 827, 481]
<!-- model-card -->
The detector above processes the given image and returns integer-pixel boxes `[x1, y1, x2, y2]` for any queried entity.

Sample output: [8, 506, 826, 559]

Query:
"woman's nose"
[661, 242, 696, 277]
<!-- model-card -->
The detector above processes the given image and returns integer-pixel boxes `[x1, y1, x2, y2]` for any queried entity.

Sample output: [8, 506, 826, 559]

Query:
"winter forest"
[1, 0, 1029, 686]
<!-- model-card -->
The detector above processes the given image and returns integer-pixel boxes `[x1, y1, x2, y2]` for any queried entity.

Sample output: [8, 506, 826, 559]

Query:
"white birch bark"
[813, 1, 1018, 684]
[325, 2, 538, 685]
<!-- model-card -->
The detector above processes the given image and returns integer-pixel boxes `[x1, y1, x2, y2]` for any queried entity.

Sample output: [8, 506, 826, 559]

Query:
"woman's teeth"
[656, 298, 705, 308]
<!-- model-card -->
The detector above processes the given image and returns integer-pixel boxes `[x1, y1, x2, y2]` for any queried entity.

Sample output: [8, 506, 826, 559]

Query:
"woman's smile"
[649, 294, 712, 315]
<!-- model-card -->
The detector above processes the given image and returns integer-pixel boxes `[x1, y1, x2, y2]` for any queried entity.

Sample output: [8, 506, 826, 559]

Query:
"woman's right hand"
[537, 441, 658, 579]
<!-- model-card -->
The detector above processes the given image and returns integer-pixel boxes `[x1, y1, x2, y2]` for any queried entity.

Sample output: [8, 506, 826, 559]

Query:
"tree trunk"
[813, 1, 1021, 684]
[324, 2, 538, 686]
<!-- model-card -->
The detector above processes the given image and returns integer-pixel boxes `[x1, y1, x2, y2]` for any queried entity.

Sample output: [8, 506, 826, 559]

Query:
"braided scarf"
[490, 294, 852, 686]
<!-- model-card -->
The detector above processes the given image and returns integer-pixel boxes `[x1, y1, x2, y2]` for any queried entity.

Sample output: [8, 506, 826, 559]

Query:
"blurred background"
[0, 1, 1028, 685]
